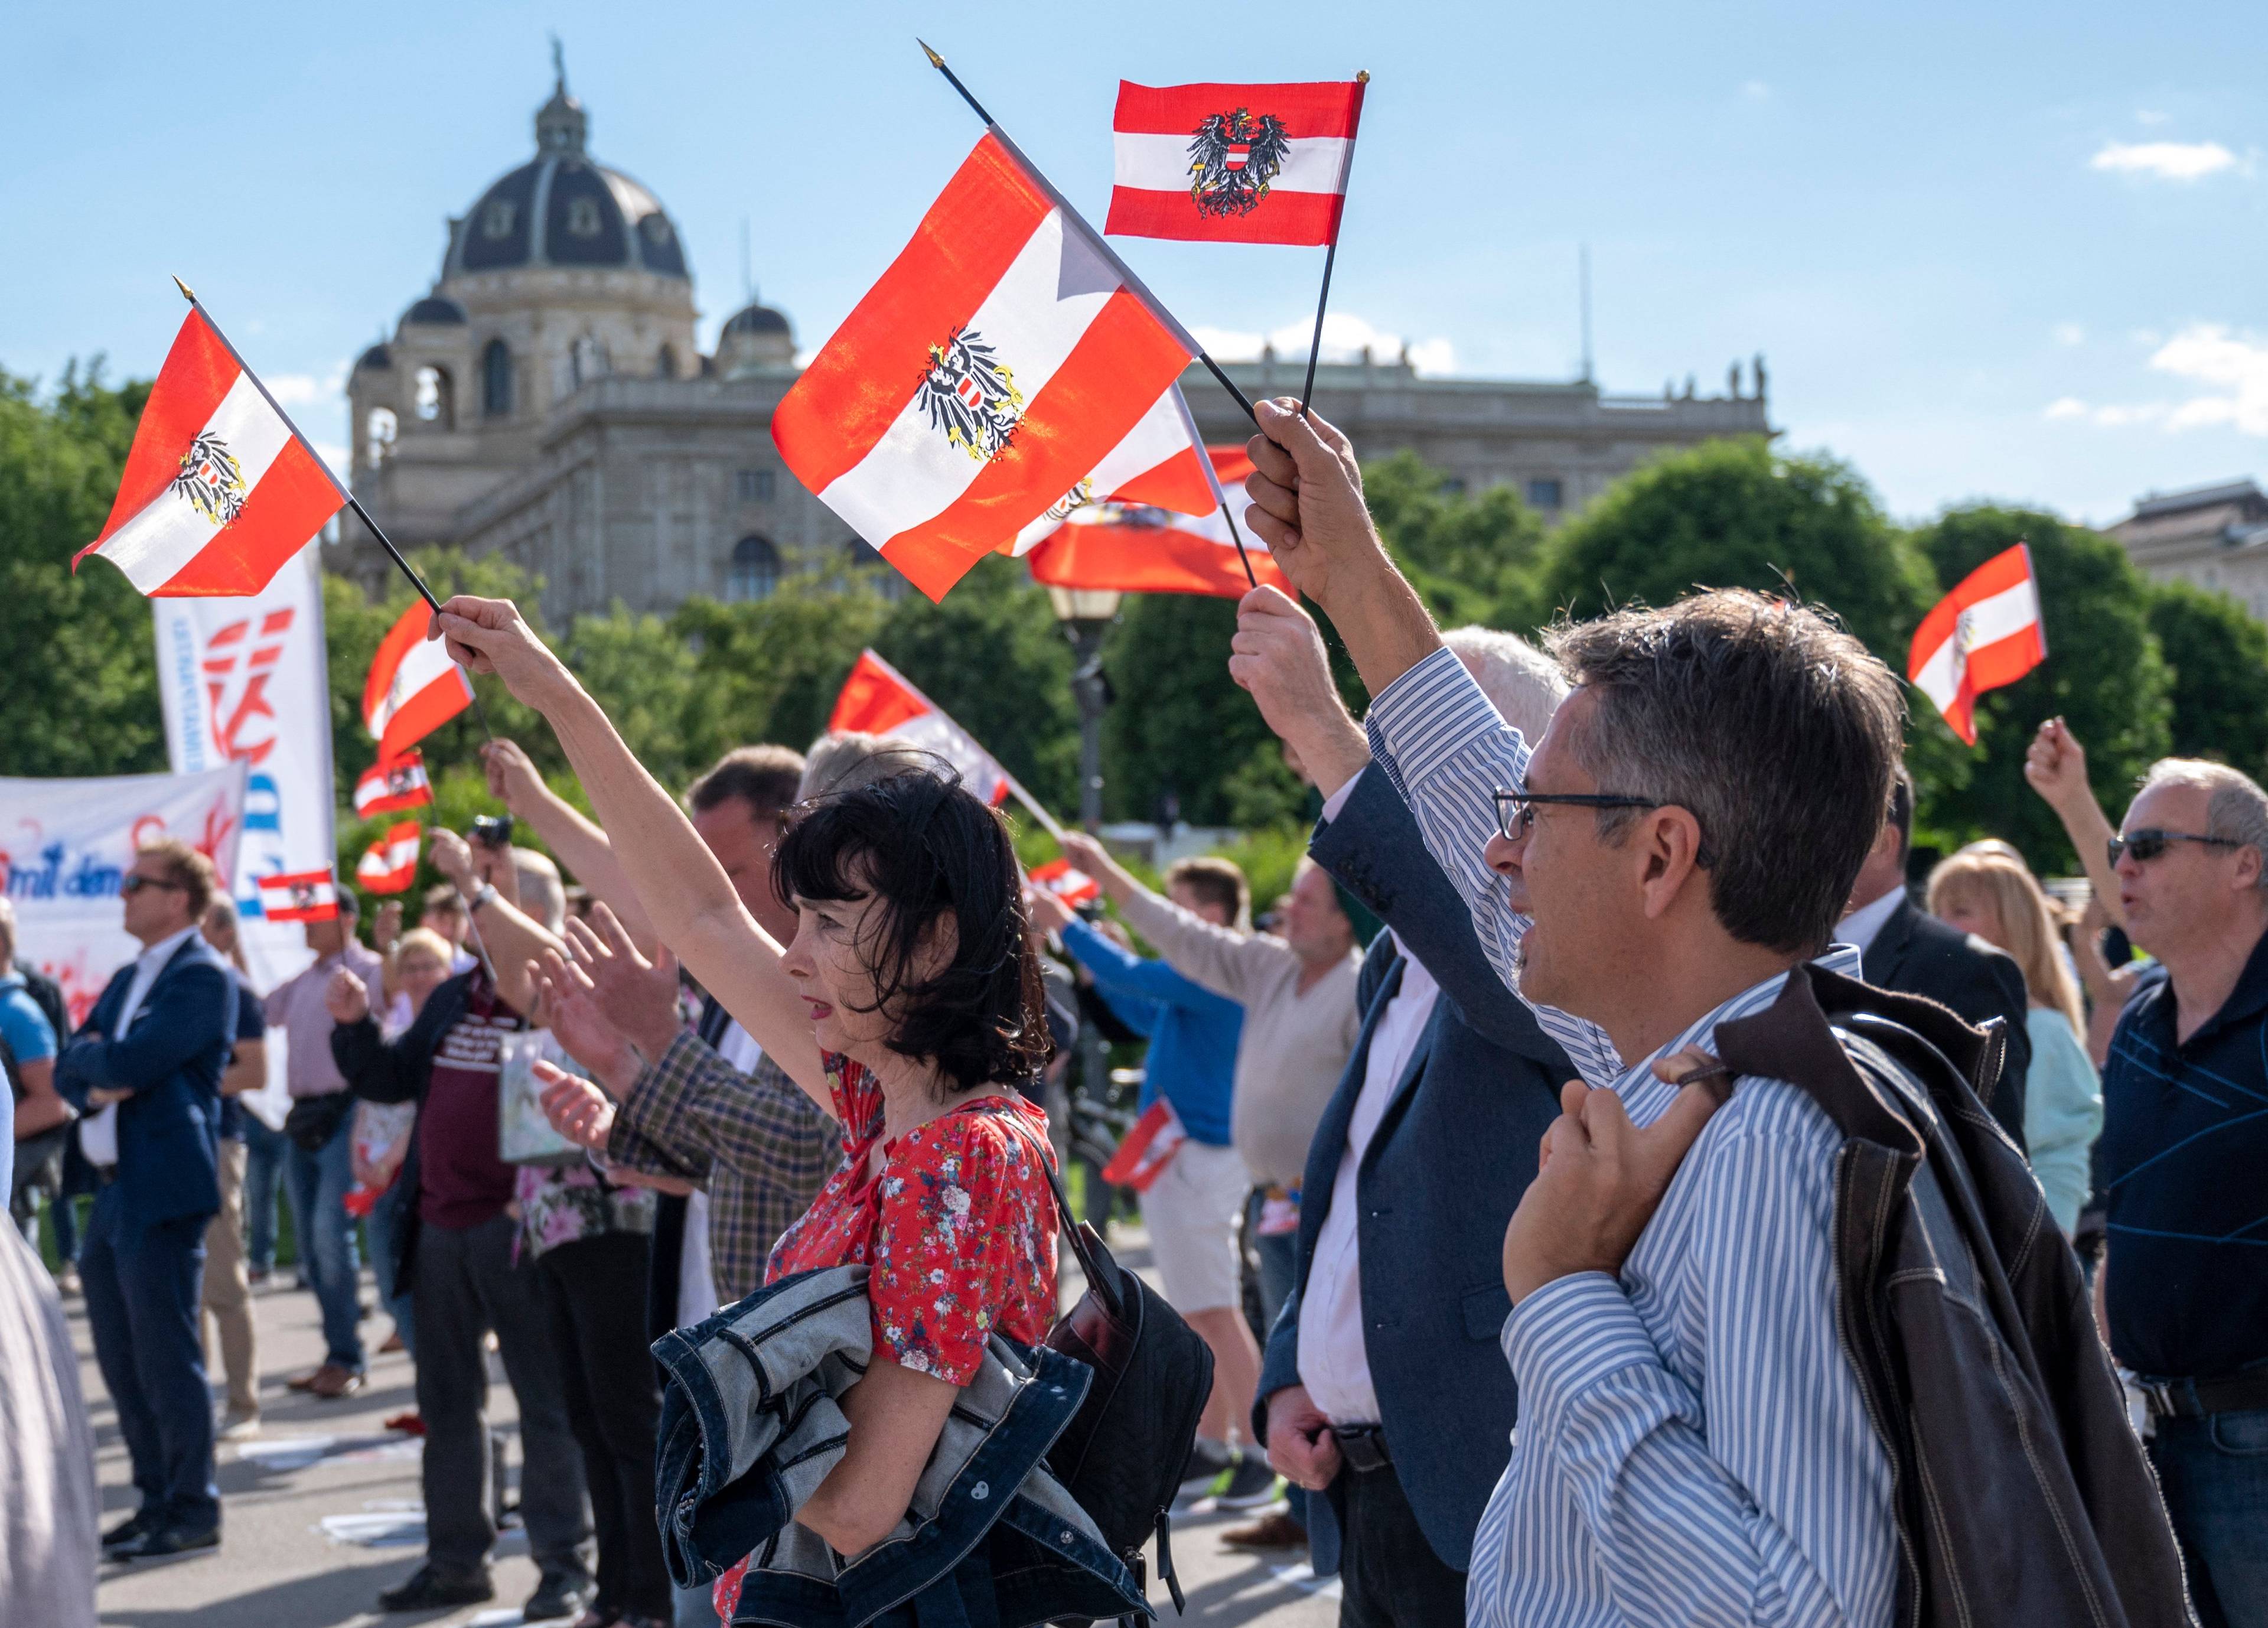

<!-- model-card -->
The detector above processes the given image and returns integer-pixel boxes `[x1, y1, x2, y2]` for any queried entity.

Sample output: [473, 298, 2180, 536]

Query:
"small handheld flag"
[1106, 79, 1367, 247]
[353, 750, 434, 819]
[1024, 447, 1289, 598]
[1028, 857, 1103, 909]
[364, 601, 473, 766]
[356, 821, 422, 894]
[829, 650, 1017, 809]
[1908, 543, 2047, 745]
[258, 868, 340, 923]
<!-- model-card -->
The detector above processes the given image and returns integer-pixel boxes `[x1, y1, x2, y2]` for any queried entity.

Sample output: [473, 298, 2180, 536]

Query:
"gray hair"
[513, 848, 568, 934]
[1442, 626, 1570, 742]
[799, 731, 941, 802]
[2141, 758, 2268, 887]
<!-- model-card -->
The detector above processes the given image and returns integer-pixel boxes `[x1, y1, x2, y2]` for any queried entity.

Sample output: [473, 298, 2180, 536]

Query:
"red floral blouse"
[765, 1051, 1060, 1385]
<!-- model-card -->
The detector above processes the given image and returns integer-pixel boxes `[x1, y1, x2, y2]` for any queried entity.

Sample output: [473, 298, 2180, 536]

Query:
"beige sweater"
[1117, 889, 1363, 1187]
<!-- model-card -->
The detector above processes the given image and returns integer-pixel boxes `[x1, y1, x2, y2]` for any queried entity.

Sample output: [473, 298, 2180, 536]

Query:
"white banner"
[0, 763, 249, 1030]
[154, 541, 335, 995]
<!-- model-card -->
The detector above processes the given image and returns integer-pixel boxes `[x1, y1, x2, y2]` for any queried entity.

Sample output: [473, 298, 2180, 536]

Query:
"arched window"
[364, 406, 397, 470]
[482, 340, 513, 418]
[727, 535, 781, 603]
[657, 344, 677, 379]
[413, 365, 454, 428]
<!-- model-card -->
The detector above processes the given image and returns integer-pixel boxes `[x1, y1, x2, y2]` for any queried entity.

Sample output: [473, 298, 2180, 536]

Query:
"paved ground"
[71, 1228, 1337, 1628]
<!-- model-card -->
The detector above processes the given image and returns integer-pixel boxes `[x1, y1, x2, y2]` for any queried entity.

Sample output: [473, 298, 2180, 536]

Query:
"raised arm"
[2025, 717, 2124, 930]
[429, 597, 825, 1105]
[431, 827, 561, 1018]
[483, 738, 664, 952]
[1056, 831, 1288, 1005]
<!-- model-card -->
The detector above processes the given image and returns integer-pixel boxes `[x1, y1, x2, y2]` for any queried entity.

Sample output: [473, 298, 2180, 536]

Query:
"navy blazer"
[1254, 766, 1573, 1574]
[56, 933, 232, 1226]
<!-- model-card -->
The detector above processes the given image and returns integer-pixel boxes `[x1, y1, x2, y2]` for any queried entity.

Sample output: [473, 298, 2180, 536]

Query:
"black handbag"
[283, 1089, 356, 1152]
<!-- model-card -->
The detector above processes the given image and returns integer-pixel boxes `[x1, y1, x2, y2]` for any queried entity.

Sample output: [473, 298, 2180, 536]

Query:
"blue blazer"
[56, 934, 232, 1226]
[1255, 766, 1573, 1575]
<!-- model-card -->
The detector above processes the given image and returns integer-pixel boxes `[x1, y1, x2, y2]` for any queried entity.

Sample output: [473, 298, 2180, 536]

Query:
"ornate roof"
[403, 295, 468, 325]
[722, 301, 790, 337]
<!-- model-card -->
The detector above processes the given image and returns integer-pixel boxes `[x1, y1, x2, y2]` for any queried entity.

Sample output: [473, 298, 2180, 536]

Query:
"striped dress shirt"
[1365, 647, 1897, 1628]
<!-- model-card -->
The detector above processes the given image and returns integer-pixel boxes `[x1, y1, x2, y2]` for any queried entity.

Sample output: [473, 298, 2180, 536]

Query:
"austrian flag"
[364, 601, 473, 766]
[773, 134, 1201, 601]
[356, 822, 423, 895]
[829, 649, 1014, 808]
[76, 307, 347, 596]
[354, 750, 434, 819]
[258, 868, 340, 923]
[1908, 543, 2048, 745]
[1107, 80, 1367, 245]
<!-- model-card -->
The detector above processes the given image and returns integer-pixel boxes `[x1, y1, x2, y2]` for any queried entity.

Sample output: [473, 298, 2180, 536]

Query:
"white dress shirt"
[1837, 884, 1905, 958]
[77, 926, 201, 1167]
[1296, 937, 1439, 1425]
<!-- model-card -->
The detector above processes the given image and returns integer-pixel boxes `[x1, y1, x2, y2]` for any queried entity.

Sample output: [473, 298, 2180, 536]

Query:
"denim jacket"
[653, 1265, 1148, 1628]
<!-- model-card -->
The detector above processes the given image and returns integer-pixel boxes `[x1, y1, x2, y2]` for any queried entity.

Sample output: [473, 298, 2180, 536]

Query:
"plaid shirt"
[608, 1028, 840, 1304]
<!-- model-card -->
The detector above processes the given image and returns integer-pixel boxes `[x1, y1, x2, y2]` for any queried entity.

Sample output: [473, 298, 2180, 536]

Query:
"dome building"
[342, 54, 1768, 624]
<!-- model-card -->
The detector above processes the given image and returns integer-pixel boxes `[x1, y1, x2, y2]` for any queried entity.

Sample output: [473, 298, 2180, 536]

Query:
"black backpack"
[1034, 1158, 1214, 1615]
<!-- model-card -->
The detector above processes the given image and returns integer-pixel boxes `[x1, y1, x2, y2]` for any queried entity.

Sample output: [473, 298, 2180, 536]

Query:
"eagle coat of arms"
[918, 326, 1024, 463]
[171, 430, 249, 526]
[1187, 108, 1292, 217]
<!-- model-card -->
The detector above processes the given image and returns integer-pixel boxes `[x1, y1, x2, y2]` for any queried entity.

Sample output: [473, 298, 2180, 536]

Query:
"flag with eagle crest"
[1107, 79, 1367, 245]
[773, 132, 1201, 602]
[76, 307, 348, 596]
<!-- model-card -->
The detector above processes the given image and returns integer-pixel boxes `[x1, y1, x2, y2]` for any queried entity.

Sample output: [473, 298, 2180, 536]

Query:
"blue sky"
[6, 1, 2262, 526]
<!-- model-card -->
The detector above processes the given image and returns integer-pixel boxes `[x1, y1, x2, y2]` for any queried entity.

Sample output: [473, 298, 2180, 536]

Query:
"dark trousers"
[538, 1232, 670, 1619]
[1336, 1461, 1468, 1628]
[410, 1212, 591, 1580]
[2150, 1407, 2268, 1628]
[82, 1187, 219, 1529]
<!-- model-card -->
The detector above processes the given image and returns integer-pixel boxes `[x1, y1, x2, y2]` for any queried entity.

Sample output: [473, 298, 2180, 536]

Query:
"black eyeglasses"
[119, 875, 185, 897]
[1492, 788, 1666, 843]
[2108, 829, 2241, 867]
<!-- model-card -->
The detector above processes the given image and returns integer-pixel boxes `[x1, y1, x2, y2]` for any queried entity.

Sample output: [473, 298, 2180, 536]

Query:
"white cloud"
[2052, 322, 2086, 347]
[2089, 139, 2238, 181]
[1191, 312, 1455, 375]
[1740, 80, 1771, 101]
[266, 362, 349, 406]
[311, 442, 350, 479]
[2149, 323, 2268, 434]
[2136, 109, 2171, 126]
[2044, 397, 2089, 419]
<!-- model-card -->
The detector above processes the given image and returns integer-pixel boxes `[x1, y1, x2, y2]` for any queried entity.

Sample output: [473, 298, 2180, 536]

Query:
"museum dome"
[442, 64, 689, 283]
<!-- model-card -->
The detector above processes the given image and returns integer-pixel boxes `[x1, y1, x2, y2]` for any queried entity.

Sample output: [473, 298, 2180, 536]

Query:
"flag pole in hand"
[169, 277, 445, 616]
[1297, 72, 1368, 416]
[914, 40, 1259, 427]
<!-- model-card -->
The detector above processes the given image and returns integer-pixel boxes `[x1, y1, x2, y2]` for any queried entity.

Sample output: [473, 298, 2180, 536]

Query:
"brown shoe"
[1220, 1512, 1306, 1552]
[285, 1366, 325, 1392]
[378, 1330, 406, 1355]
[305, 1365, 366, 1400]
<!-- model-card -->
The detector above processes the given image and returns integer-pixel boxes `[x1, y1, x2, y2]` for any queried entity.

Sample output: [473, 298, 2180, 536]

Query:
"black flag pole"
[1298, 71, 1368, 416]
[171, 276, 444, 617]
[915, 40, 1259, 427]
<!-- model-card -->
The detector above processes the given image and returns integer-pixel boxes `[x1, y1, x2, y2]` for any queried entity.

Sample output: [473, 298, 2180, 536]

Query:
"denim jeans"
[366, 1176, 415, 1357]
[282, 1100, 364, 1371]
[241, 1115, 287, 1274]
[2149, 1405, 2268, 1628]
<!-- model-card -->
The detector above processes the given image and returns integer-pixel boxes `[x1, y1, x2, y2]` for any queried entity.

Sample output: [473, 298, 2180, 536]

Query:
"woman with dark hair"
[430, 597, 1061, 1574]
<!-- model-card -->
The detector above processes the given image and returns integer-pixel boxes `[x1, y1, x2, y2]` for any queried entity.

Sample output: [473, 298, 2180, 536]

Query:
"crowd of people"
[1, 396, 2262, 1628]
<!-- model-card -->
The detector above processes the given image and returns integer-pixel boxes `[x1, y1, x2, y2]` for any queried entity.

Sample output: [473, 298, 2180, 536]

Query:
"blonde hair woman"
[1926, 850, 2103, 1235]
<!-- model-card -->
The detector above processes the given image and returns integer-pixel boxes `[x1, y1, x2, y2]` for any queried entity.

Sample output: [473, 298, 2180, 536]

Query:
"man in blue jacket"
[1229, 608, 1576, 1624]
[1028, 865, 1275, 1506]
[56, 838, 237, 1559]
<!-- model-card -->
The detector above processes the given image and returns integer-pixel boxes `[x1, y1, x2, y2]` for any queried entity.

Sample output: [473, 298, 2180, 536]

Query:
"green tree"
[1363, 451, 1547, 631]
[2144, 579, 2268, 783]
[0, 363, 167, 777]
[1910, 506, 2171, 868]
[669, 576, 888, 762]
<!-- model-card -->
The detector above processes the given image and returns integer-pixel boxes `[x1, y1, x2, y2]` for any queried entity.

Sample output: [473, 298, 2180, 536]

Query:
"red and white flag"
[1028, 857, 1103, 909]
[1098, 1099, 1188, 1192]
[256, 867, 340, 923]
[76, 307, 347, 597]
[1024, 444, 1287, 598]
[1107, 80, 1367, 246]
[828, 650, 1015, 808]
[1000, 385, 1218, 557]
[363, 601, 472, 766]
[1908, 543, 2047, 745]
[773, 132, 1200, 602]
[355, 821, 422, 894]
[353, 750, 434, 819]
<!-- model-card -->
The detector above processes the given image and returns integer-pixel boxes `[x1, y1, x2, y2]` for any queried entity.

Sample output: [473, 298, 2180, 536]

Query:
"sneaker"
[217, 1409, 262, 1442]
[1221, 1511, 1308, 1552]
[1214, 1452, 1283, 1510]
[378, 1564, 494, 1611]
[101, 1510, 158, 1554]
[1179, 1435, 1237, 1491]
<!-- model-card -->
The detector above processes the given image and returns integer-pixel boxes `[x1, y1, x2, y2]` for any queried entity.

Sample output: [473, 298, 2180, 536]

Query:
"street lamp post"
[1048, 587, 1121, 832]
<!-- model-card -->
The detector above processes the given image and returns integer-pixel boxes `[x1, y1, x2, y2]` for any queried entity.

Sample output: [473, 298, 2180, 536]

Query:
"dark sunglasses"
[2107, 828, 2240, 867]
[119, 874, 186, 896]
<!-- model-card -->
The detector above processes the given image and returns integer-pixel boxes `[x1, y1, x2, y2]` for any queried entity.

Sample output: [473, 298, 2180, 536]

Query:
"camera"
[471, 814, 515, 849]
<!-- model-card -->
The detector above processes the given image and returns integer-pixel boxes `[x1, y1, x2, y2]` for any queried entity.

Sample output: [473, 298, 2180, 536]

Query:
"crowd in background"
[1, 401, 2261, 1628]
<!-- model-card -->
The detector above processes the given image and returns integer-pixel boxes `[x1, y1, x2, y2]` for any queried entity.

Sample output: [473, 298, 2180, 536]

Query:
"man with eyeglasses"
[2028, 720, 2268, 1628]
[54, 838, 237, 1559]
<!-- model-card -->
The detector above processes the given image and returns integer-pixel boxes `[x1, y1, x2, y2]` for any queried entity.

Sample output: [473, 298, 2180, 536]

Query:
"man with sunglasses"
[54, 838, 237, 1559]
[2028, 723, 2268, 1628]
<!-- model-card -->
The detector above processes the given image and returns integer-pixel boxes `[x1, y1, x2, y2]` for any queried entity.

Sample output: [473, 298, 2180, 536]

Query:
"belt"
[2139, 1368, 2268, 1421]
[1329, 1423, 1392, 1474]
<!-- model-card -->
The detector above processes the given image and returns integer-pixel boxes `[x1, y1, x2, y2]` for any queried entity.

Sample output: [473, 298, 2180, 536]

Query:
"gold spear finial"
[172, 275, 197, 304]
[1357, 70, 1370, 83]
[917, 38, 946, 69]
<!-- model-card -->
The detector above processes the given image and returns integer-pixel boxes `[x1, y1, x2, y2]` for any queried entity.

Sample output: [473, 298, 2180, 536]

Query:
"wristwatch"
[467, 882, 499, 914]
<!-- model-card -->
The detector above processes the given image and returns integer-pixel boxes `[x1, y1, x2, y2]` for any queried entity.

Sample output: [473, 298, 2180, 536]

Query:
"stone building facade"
[2110, 478, 2268, 623]
[341, 69, 1776, 627]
